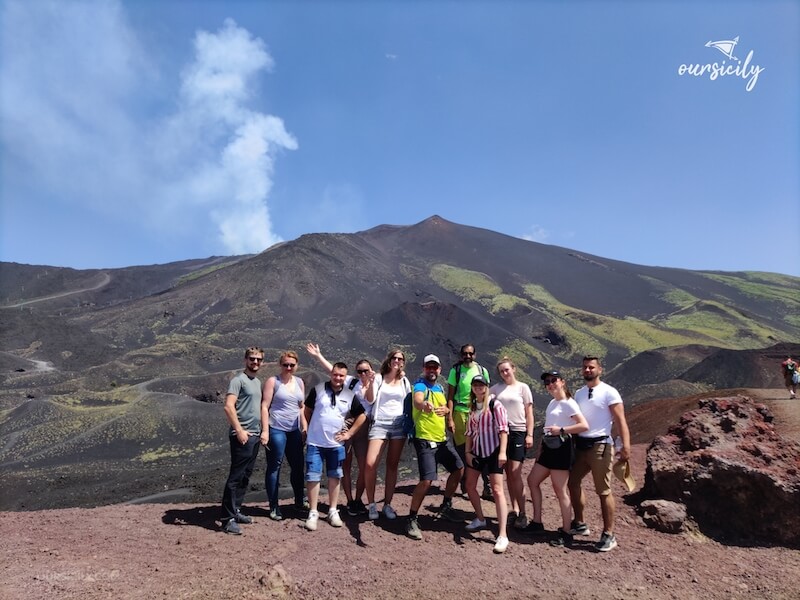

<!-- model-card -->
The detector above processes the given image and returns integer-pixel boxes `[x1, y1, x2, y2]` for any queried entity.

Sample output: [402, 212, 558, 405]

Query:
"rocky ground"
[2, 391, 799, 600]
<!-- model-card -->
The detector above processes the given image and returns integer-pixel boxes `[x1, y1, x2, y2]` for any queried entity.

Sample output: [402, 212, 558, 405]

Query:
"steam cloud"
[1, 1, 295, 257]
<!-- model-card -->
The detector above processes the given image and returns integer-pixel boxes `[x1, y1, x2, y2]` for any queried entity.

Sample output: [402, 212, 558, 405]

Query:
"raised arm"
[306, 342, 333, 372]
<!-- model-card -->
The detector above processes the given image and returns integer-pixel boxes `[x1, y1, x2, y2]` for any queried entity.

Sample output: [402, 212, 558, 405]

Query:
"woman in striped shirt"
[464, 374, 510, 553]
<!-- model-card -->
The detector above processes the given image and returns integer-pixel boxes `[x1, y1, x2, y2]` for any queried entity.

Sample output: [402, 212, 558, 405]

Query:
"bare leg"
[599, 493, 615, 534]
[383, 438, 405, 505]
[527, 462, 549, 523]
[444, 468, 463, 500]
[568, 473, 586, 523]
[327, 477, 341, 514]
[491, 472, 508, 538]
[307, 481, 321, 513]
[465, 466, 484, 520]
[549, 469, 572, 531]
[505, 459, 525, 516]
[364, 439, 385, 505]
[355, 445, 367, 502]
[410, 480, 432, 513]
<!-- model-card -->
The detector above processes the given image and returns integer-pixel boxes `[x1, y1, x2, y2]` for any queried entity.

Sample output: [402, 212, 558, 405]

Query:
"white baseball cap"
[423, 354, 441, 365]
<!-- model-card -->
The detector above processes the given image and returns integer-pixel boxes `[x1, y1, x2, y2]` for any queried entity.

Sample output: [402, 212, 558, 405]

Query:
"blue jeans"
[305, 444, 345, 482]
[221, 433, 261, 522]
[265, 427, 305, 508]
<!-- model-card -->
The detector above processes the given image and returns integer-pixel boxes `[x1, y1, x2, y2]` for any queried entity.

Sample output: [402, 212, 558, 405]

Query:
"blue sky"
[1, 0, 798, 275]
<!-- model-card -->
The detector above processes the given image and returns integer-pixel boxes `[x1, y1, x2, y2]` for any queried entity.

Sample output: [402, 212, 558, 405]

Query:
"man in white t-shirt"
[303, 362, 367, 531]
[567, 356, 631, 552]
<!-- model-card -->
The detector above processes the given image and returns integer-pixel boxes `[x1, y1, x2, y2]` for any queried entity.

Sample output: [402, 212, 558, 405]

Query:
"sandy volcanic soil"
[3, 437, 800, 600]
[3, 391, 799, 600]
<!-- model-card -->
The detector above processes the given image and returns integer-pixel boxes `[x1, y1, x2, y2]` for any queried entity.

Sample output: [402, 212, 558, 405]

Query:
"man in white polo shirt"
[568, 356, 631, 552]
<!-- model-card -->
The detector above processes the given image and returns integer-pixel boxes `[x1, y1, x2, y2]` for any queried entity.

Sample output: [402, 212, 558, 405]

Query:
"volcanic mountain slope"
[1, 216, 799, 510]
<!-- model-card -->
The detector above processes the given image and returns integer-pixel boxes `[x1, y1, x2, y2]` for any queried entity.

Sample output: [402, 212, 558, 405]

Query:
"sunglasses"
[391, 356, 405, 362]
[357, 369, 370, 375]
[461, 351, 475, 356]
[544, 378, 560, 385]
[282, 363, 296, 368]
[247, 357, 263, 362]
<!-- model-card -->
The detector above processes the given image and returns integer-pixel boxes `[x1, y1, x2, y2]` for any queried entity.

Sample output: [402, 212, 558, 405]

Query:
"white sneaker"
[327, 509, 343, 527]
[382, 504, 397, 520]
[493, 536, 509, 553]
[305, 510, 319, 531]
[465, 517, 487, 532]
[368, 503, 379, 520]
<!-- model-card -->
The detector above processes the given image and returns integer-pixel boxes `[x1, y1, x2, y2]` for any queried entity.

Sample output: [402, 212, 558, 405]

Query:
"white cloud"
[0, 2, 295, 257]
[521, 225, 550, 243]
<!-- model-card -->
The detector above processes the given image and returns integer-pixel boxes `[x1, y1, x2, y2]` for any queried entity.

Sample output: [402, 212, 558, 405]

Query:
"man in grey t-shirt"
[220, 346, 264, 534]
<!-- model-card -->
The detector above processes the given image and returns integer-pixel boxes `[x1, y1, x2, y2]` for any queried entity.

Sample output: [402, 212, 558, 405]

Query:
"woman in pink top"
[464, 375, 510, 553]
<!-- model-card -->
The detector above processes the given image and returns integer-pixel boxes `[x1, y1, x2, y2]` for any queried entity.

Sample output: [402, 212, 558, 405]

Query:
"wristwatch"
[559, 427, 565, 435]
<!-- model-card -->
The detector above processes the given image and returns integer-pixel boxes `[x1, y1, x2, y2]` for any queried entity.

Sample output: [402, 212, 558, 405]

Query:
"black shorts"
[468, 447, 504, 475]
[414, 437, 464, 482]
[506, 430, 527, 462]
[537, 438, 574, 471]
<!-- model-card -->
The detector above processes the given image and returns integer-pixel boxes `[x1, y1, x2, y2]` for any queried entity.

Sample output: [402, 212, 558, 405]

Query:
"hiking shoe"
[268, 507, 282, 521]
[522, 520, 545, 534]
[327, 509, 343, 528]
[569, 520, 591, 536]
[439, 503, 460, 523]
[368, 503, 380, 520]
[513, 514, 529, 530]
[595, 531, 617, 552]
[222, 519, 242, 535]
[382, 504, 397, 520]
[493, 536, 509, 554]
[234, 511, 252, 524]
[305, 510, 319, 531]
[346, 500, 361, 516]
[406, 517, 423, 541]
[549, 527, 573, 548]
[465, 517, 487, 532]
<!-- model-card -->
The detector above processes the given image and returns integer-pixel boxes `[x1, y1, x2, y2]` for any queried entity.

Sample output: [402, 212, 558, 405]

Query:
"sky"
[1, 0, 798, 275]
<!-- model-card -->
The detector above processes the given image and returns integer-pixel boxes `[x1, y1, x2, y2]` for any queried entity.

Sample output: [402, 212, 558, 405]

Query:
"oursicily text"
[678, 50, 764, 92]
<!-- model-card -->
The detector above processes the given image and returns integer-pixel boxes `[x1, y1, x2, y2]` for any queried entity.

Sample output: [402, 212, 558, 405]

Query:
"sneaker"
[595, 531, 617, 552]
[493, 536, 509, 554]
[352, 499, 367, 515]
[439, 504, 460, 523]
[569, 520, 591, 536]
[305, 510, 319, 531]
[222, 519, 242, 535]
[522, 520, 545, 534]
[549, 527, 573, 547]
[234, 512, 252, 524]
[465, 517, 487, 532]
[382, 504, 397, 520]
[346, 500, 361, 516]
[513, 514, 529, 530]
[327, 509, 343, 528]
[406, 517, 423, 540]
[368, 503, 380, 521]
[481, 487, 494, 501]
[268, 507, 283, 521]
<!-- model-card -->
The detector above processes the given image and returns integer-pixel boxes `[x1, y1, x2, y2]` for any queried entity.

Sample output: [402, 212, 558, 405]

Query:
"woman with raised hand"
[491, 357, 534, 529]
[526, 370, 588, 548]
[464, 375, 510, 553]
[364, 349, 412, 521]
[260, 351, 306, 520]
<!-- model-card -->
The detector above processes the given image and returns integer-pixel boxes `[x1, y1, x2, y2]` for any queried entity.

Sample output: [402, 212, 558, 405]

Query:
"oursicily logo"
[678, 36, 764, 92]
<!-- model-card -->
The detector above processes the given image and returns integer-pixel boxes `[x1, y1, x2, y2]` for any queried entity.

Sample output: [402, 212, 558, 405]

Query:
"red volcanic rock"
[644, 396, 800, 547]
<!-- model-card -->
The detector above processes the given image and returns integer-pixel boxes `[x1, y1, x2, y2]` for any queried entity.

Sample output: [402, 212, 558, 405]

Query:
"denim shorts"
[305, 444, 345, 482]
[368, 415, 406, 440]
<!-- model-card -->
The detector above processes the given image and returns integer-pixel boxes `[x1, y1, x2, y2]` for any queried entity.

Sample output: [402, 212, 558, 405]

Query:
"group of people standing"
[220, 343, 630, 555]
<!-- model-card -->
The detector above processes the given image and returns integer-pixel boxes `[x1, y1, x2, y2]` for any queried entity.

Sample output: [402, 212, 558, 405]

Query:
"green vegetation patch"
[488, 294, 530, 315]
[430, 264, 501, 303]
[659, 300, 782, 347]
[700, 272, 800, 306]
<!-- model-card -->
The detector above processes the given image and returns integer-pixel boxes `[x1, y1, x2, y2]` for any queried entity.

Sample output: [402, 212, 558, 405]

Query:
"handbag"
[543, 433, 567, 449]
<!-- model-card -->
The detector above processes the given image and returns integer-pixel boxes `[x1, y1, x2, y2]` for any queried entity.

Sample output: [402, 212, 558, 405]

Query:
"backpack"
[403, 378, 428, 439]
[454, 361, 489, 390]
